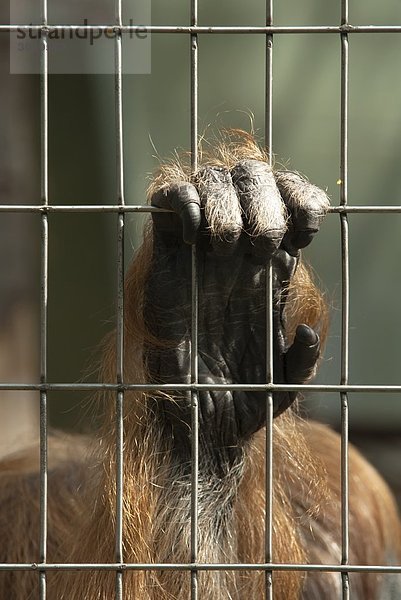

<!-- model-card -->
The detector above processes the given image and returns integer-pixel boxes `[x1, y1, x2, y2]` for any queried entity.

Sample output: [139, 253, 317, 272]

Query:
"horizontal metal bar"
[1, 204, 401, 214]
[2, 24, 401, 34]
[0, 205, 164, 213]
[329, 206, 401, 213]
[0, 562, 400, 574]
[1, 383, 401, 393]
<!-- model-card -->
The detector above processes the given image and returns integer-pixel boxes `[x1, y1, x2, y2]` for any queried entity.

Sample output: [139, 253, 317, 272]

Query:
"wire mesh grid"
[1, 0, 401, 598]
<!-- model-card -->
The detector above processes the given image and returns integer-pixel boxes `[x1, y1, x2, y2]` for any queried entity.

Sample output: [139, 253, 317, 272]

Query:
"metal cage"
[1, 1, 401, 599]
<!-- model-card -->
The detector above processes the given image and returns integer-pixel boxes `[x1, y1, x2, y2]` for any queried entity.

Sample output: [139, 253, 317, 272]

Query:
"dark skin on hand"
[146, 159, 328, 462]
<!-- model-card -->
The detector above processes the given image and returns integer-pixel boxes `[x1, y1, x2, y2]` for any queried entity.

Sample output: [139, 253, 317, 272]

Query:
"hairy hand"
[145, 159, 329, 457]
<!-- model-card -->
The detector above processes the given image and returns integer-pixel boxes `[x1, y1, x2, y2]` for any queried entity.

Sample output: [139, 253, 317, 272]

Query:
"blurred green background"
[1, 0, 401, 468]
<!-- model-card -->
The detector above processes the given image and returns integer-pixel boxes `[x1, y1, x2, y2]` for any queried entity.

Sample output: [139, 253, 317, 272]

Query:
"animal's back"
[0, 434, 89, 599]
[0, 422, 399, 599]
[301, 421, 401, 599]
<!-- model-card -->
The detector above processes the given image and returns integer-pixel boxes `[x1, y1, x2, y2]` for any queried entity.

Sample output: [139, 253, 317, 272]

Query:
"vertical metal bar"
[265, 0, 273, 153]
[265, 265, 274, 600]
[39, 0, 49, 597]
[39, 236, 48, 600]
[340, 0, 350, 597]
[190, 0, 199, 598]
[191, 4, 199, 168]
[265, 1, 274, 598]
[115, 0, 125, 598]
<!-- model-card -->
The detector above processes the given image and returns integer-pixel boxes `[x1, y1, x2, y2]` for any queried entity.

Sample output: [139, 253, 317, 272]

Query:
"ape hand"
[145, 159, 329, 455]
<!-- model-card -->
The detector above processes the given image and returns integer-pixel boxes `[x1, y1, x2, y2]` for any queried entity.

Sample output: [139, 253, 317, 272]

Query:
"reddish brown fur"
[0, 132, 400, 599]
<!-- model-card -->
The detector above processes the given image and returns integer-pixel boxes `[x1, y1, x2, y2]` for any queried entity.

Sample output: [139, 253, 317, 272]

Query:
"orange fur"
[0, 132, 399, 599]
